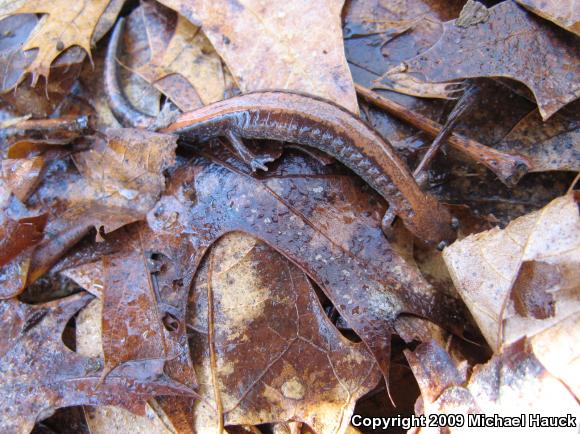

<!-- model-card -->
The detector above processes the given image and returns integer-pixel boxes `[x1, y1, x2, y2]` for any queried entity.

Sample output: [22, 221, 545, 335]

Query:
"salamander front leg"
[225, 130, 275, 172]
[380, 207, 397, 239]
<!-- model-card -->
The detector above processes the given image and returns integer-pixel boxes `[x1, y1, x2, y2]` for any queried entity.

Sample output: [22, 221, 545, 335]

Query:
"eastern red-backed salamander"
[105, 19, 457, 247]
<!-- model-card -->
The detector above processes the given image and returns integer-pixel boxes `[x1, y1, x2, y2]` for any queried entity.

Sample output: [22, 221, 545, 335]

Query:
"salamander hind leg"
[225, 130, 275, 172]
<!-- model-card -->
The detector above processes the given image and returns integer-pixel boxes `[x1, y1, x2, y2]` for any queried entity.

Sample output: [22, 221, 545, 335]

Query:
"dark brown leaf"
[0, 292, 193, 434]
[400, 1, 580, 119]
[183, 233, 380, 431]
[0, 211, 47, 299]
[63, 150, 469, 396]
[497, 109, 580, 173]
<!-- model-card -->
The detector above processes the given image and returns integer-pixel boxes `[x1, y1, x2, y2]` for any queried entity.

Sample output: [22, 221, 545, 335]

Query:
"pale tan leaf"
[136, 0, 226, 108]
[407, 340, 579, 433]
[10, 0, 113, 82]
[443, 194, 580, 350]
[157, 0, 359, 113]
[516, 0, 580, 36]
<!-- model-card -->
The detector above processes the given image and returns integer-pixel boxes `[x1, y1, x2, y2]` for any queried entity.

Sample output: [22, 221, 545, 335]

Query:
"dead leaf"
[397, 1, 580, 119]
[8, 0, 114, 83]
[101, 247, 168, 377]
[0, 212, 47, 266]
[0, 129, 177, 299]
[1, 156, 44, 201]
[135, 0, 227, 110]
[0, 292, 193, 434]
[497, 109, 580, 173]
[0, 13, 84, 116]
[443, 193, 580, 350]
[62, 149, 468, 400]
[455, 0, 490, 28]
[76, 299, 177, 434]
[516, 0, 580, 36]
[72, 129, 176, 217]
[157, 0, 359, 113]
[406, 339, 579, 433]
[0, 14, 37, 92]
[0, 211, 47, 299]
[184, 233, 380, 432]
[529, 312, 579, 398]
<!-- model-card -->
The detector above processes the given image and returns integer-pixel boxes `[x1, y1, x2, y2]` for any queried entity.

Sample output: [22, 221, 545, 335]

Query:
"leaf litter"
[0, 0, 578, 432]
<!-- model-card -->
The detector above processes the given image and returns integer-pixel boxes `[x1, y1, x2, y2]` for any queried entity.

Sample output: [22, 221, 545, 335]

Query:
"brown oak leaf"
[135, 0, 227, 111]
[0, 129, 176, 299]
[8, 0, 113, 83]
[0, 292, 193, 434]
[182, 233, 381, 432]
[157, 0, 359, 113]
[395, 1, 580, 119]
[1, 156, 44, 202]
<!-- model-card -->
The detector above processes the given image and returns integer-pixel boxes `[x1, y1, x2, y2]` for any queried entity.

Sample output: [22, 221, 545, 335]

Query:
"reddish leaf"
[0, 212, 47, 299]
[0, 292, 193, 434]
[101, 248, 168, 376]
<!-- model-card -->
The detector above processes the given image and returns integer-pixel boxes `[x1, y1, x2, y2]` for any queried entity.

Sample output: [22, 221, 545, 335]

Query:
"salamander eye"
[451, 217, 460, 230]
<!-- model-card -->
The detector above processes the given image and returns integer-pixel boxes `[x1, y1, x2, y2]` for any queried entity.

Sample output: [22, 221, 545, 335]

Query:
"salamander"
[105, 19, 457, 246]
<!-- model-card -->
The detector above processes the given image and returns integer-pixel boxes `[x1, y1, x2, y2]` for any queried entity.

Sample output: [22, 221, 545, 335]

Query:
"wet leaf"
[72, 129, 176, 218]
[496, 109, 580, 173]
[157, 0, 359, 113]
[0, 292, 193, 434]
[516, 0, 580, 36]
[76, 299, 178, 434]
[398, 1, 580, 119]
[0, 210, 47, 299]
[63, 150, 468, 400]
[0, 13, 84, 116]
[1, 129, 176, 299]
[1, 156, 44, 201]
[443, 193, 580, 350]
[0, 212, 47, 266]
[101, 247, 168, 377]
[185, 233, 380, 431]
[177, 155, 466, 379]
[406, 339, 579, 432]
[0, 14, 37, 92]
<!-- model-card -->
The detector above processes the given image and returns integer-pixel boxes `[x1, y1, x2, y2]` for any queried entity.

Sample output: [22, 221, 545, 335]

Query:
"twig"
[355, 84, 531, 186]
[3, 115, 89, 135]
[413, 83, 480, 177]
